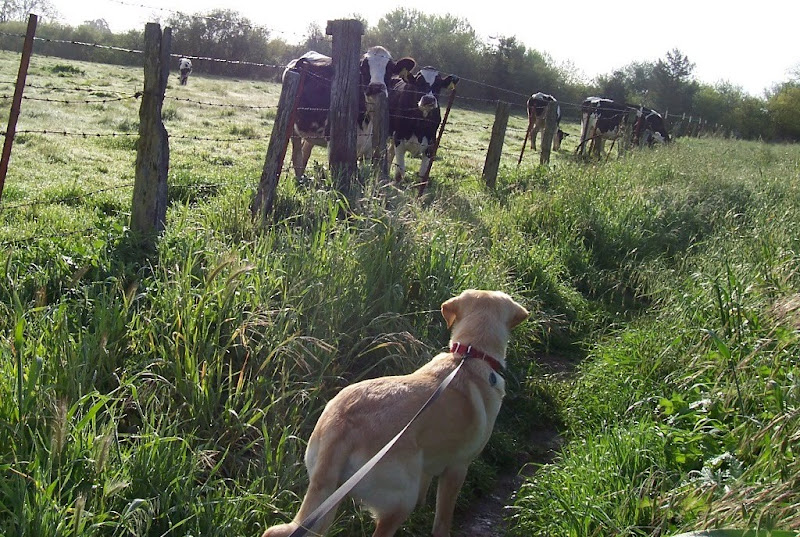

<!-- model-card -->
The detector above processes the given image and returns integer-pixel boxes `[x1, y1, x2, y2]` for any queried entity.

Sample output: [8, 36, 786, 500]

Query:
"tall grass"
[1, 51, 798, 536]
[511, 140, 800, 535]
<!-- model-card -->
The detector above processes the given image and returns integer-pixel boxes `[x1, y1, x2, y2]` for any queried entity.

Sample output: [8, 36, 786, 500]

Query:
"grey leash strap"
[287, 356, 467, 537]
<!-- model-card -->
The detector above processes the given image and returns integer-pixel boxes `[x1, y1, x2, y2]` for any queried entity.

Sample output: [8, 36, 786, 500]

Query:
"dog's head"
[440, 290, 528, 359]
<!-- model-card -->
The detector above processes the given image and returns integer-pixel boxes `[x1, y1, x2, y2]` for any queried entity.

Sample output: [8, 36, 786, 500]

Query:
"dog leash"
[287, 353, 468, 537]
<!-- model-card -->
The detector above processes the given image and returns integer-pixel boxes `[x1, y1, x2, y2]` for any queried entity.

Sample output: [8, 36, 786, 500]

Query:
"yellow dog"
[262, 289, 529, 537]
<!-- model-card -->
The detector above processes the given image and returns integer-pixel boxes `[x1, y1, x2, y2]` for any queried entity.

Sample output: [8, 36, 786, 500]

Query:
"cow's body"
[178, 57, 192, 86]
[387, 66, 458, 183]
[632, 106, 670, 146]
[526, 92, 566, 151]
[285, 47, 415, 178]
[577, 96, 630, 157]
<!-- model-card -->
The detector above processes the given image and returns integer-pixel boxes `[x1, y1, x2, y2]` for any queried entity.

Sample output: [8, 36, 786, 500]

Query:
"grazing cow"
[285, 47, 416, 178]
[387, 66, 458, 183]
[526, 92, 567, 151]
[632, 106, 670, 146]
[576, 96, 631, 157]
[178, 57, 192, 86]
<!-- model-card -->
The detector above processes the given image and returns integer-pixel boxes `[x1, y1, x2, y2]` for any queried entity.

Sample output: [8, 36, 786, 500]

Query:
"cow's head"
[638, 107, 670, 144]
[360, 46, 416, 99]
[407, 67, 459, 116]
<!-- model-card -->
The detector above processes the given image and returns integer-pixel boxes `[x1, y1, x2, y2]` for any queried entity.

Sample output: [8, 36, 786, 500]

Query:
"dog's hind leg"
[261, 436, 348, 537]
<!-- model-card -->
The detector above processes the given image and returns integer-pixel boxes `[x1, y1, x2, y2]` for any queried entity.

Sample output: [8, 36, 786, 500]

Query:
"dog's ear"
[508, 300, 530, 328]
[441, 295, 461, 329]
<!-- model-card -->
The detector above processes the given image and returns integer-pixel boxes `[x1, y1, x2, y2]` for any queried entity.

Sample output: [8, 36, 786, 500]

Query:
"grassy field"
[0, 50, 798, 537]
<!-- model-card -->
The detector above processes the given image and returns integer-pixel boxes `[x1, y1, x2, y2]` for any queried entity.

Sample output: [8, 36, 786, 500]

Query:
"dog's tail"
[261, 433, 350, 537]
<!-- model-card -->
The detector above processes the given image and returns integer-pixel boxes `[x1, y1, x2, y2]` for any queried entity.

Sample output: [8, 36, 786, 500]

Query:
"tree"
[1, 0, 58, 22]
[652, 48, 697, 113]
[166, 9, 272, 77]
[768, 83, 800, 140]
[82, 18, 111, 34]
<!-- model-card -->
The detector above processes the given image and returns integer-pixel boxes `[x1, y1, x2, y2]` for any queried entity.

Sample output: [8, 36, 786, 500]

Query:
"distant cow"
[387, 66, 458, 183]
[632, 106, 670, 146]
[285, 47, 416, 178]
[576, 96, 630, 157]
[526, 92, 567, 151]
[178, 57, 192, 85]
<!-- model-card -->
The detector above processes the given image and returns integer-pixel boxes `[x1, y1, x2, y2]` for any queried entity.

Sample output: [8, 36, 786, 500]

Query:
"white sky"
[47, 0, 798, 97]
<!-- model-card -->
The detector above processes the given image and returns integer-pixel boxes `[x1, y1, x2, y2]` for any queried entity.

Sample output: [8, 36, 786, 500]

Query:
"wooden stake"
[0, 13, 37, 203]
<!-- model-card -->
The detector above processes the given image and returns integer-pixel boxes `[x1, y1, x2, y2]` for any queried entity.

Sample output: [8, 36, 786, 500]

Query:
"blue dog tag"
[489, 372, 497, 386]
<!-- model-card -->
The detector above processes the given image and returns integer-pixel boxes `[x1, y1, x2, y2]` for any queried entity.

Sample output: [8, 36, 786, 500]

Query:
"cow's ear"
[394, 57, 416, 79]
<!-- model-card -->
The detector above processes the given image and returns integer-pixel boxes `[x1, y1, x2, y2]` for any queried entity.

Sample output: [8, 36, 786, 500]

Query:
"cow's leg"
[290, 134, 305, 178]
[300, 140, 314, 176]
[417, 140, 432, 185]
[393, 140, 407, 183]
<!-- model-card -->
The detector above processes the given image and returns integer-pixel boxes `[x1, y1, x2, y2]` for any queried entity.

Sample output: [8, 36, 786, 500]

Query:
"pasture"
[1, 50, 799, 537]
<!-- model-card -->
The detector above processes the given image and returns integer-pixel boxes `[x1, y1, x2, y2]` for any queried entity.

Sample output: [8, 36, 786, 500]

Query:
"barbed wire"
[169, 52, 284, 69]
[3, 129, 139, 138]
[165, 95, 278, 110]
[0, 128, 268, 143]
[32, 35, 144, 54]
[15, 93, 142, 104]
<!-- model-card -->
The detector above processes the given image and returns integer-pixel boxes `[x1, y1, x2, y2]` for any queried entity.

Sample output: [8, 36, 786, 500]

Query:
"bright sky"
[47, 0, 798, 97]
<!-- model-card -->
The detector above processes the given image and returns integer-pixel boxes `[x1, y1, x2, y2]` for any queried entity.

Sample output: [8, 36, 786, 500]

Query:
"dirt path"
[454, 353, 577, 536]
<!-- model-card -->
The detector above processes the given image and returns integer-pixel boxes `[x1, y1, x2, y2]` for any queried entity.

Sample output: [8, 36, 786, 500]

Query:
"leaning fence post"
[131, 22, 171, 245]
[0, 13, 36, 204]
[251, 69, 302, 222]
[517, 113, 533, 166]
[417, 87, 456, 196]
[539, 101, 558, 165]
[482, 100, 509, 189]
[326, 19, 363, 195]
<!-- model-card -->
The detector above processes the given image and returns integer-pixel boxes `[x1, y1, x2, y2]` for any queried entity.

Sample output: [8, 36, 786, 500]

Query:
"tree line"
[0, 7, 797, 141]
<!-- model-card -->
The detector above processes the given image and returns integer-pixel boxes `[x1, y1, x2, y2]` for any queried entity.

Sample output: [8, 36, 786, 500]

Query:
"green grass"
[1, 50, 799, 536]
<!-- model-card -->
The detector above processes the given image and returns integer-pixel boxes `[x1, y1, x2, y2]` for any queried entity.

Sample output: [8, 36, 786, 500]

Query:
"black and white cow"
[576, 96, 631, 157]
[387, 66, 458, 183]
[285, 46, 416, 178]
[632, 106, 670, 146]
[526, 92, 567, 151]
[178, 57, 192, 86]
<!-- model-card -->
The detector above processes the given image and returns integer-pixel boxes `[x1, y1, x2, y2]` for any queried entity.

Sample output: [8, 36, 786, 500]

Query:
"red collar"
[450, 342, 504, 373]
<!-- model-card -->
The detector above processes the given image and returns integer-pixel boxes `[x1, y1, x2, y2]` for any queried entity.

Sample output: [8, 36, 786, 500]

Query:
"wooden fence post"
[0, 13, 36, 204]
[371, 90, 389, 181]
[539, 101, 558, 165]
[251, 69, 302, 221]
[326, 19, 363, 195]
[482, 101, 509, 189]
[130, 22, 171, 245]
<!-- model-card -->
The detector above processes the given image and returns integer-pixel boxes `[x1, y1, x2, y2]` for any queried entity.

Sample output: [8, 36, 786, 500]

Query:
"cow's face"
[360, 46, 415, 99]
[410, 67, 458, 116]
